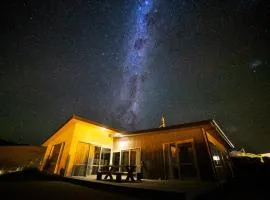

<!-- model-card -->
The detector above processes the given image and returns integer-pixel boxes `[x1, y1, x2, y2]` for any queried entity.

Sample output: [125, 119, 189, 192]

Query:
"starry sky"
[1, 0, 270, 152]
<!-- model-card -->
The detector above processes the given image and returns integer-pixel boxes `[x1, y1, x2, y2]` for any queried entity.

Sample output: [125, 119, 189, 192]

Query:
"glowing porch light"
[213, 155, 220, 161]
[100, 127, 106, 131]
[114, 133, 123, 137]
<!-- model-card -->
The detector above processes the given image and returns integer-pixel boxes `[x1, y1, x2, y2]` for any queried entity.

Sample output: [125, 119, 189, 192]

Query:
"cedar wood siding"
[113, 124, 215, 181]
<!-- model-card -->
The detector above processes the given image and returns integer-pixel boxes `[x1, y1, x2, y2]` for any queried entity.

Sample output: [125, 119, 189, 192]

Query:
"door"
[73, 142, 90, 176]
[163, 140, 198, 180]
[177, 142, 197, 180]
[91, 146, 102, 175]
[119, 148, 141, 172]
[85, 146, 111, 175]
[72, 143, 112, 176]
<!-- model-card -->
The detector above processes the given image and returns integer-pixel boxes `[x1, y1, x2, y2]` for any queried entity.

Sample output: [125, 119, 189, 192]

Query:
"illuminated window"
[112, 148, 141, 172]
[72, 143, 111, 176]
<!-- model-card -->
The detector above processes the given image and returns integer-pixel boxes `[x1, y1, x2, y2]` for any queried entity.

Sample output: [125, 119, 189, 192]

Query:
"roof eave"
[42, 115, 124, 145]
[211, 119, 235, 149]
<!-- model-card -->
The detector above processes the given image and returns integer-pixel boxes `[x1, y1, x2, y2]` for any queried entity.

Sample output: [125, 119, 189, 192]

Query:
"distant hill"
[0, 145, 45, 169]
[0, 139, 29, 146]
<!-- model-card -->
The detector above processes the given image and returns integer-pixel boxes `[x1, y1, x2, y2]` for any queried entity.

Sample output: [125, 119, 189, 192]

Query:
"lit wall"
[73, 119, 114, 148]
[42, 119, 76, 175]
[64, 119, 115, 176]
[206, 132, 226, 152]
[42, 117, 118, 176]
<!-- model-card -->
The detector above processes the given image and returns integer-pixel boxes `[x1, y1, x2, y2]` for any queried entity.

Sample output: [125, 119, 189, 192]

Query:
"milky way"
[1, 0, 270, 152]
[113, 0, 155, 129]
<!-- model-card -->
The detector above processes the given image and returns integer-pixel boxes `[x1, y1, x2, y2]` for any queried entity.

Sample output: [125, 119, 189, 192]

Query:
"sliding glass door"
[177, 142, 197, 180]
[72, 142, 90, 176]
[112, 152, 120, 172]
[89, 146, 101, 175]
[121, 150, 129, 171]
[163, 140, 198, 180]
[72, 142, 111, 176]
[113, 148, 141, 173]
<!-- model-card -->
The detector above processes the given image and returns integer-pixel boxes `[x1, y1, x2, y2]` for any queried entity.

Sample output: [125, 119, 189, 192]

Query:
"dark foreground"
[0, 181, 140, 200]
[195, 156, 270, 200]
[0, 169, 184, 200]
[0, 159, 269, 200]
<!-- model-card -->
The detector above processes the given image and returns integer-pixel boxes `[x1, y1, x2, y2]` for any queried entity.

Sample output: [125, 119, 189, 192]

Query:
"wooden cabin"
[41, 115, 234, 182]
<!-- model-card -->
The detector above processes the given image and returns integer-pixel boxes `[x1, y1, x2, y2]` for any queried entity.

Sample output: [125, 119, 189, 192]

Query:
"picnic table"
[124, 165, 136, 181]
[96, 165, 140, 182]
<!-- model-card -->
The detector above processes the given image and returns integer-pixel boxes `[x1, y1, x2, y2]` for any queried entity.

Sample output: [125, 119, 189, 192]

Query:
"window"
[93, 146, 101, 165]
[90, 146, 111, 175]
[100, 148, 111, 166]
[121, 150, 129, 166]
[112, 152, 120, 172]
[112, 152, 120, 166]
[113, 148, 141, 172]
[72, 143, 111, 176]
[130, 149, 136, 166]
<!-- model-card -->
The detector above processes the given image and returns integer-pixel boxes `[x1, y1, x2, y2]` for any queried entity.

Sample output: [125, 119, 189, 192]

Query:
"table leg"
[126, 172, 135, 181]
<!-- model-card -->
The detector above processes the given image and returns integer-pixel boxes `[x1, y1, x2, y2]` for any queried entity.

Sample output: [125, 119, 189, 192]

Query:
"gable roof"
[42, 115, 122, 144]
[121, 119, 234, 149]
[72, 115, 123, 133]
[42, 115, 234, 149]
[126, 119, 213, 135]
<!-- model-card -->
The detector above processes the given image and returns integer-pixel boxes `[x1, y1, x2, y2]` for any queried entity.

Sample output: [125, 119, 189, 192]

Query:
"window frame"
[113, 147, 141, 172]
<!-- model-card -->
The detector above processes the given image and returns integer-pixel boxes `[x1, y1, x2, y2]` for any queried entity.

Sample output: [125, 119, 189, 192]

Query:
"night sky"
[1, 0, 269, 152]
